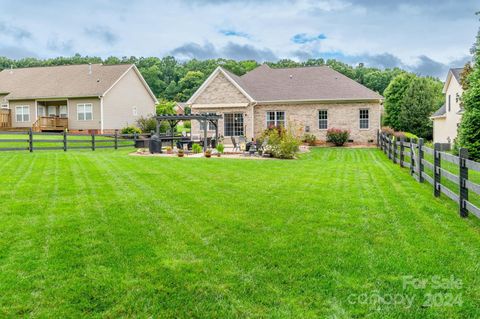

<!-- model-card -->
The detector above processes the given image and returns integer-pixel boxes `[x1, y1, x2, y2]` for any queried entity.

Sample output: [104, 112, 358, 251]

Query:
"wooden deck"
[33, 117, 68, 132]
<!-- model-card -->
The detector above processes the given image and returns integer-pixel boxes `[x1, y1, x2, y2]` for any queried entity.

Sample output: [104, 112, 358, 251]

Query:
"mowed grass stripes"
[0, 148, 479, 318]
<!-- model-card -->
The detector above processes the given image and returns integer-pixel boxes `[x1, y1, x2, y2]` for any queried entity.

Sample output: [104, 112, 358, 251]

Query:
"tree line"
[0, 53, 446, 140]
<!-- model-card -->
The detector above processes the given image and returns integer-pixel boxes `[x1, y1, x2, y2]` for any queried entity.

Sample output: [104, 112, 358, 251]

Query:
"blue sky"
[0, 0, 478, 78]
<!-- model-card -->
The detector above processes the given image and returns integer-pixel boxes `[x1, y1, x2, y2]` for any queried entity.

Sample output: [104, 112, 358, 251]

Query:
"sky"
[0, 0, 478, 78]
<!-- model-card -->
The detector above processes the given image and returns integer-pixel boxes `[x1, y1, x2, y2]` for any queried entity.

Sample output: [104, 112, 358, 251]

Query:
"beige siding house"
[0, 64, 157, 133]
[187, 65, 383, 144]
[431, 68, 464, 145]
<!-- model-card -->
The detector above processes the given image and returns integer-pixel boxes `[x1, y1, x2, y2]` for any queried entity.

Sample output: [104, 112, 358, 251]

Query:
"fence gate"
[0, 109, 11, 128]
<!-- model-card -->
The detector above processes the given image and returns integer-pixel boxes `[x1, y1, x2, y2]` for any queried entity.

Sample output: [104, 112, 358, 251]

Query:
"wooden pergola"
[154, 113, 222, 151]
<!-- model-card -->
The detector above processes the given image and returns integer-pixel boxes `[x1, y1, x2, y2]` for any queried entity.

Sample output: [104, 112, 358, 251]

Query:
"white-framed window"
[359, 109, 369, 129]
[59, 105, 68, 118]
[132, 106, 138, 116]
[15, 105, 30, 122]
[48, 105, 57, 117]
[77, 103, 93, 121]
[448, 95, 451, 112]
[224, 113, 244, 136]
[266, 111, 285, 128]
[318, 110, 328, 130]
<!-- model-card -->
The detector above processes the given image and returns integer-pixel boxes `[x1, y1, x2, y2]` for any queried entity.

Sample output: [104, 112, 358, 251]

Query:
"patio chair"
[231, 136, 240, 152]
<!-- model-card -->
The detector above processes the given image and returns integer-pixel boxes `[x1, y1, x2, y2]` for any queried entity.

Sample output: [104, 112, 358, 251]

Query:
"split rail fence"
[378, 131, 480, 219]
[0, 129, 149, 152]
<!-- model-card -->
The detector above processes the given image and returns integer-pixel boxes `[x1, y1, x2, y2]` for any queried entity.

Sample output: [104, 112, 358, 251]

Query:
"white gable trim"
[102, 64, 158, 103]
[187, 67, 254, 104]
[443, 70, 461, 94]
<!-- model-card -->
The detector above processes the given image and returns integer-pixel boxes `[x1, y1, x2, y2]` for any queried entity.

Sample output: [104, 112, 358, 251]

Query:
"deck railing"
[0, 109, 11, 128]
[32, 116, 68, 132]
[378, 131, 480, 220]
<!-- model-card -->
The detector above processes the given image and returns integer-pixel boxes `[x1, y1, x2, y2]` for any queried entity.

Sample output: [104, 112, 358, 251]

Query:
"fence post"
[459, 148, 469, 218]
[133, 132, 138, 149]
[91, 131, 96, 151]
[410, 139, 415, 175]
[434, 143, 441, 197]
[400, 137, 405, 168]
[376, 130, 380, 148]
[387, 136, 391, 159]
[28, 128, 33, 152]
[114, 129, 118, 150]
[417, 138, 424, 182]
[392, 136, 397, 164]
[63, 130, 67, 152]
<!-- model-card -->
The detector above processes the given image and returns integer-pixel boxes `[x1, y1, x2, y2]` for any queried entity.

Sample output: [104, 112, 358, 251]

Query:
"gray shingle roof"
[451, 68, 463, 83]
[222, 64, 383, 102]
[432, 104, 446, 117]
[0, 63, 133, 100]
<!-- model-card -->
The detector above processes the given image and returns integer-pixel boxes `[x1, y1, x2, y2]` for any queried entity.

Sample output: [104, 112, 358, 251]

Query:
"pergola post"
[203, 120, 208, 152]
[214, 121, 219, 147]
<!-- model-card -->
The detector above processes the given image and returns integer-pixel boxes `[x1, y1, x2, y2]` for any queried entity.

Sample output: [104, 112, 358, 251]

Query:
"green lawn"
[0, 148, 479, 318]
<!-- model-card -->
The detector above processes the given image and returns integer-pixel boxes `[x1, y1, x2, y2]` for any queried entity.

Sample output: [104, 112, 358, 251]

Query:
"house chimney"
[88, 63, 92, 75]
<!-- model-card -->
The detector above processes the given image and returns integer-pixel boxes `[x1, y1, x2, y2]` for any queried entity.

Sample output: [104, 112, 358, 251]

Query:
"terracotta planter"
[205, 153, 212, 158]
[217, 153, 221, 157]
[178, 152, 184, 157]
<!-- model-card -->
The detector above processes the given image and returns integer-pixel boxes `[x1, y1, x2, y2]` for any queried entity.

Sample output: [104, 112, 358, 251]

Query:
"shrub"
[192, 143, 202, 154]
[381, 126, 395, 136]
[302, 134, 317, 146]
[121, 126, 141, 135]
[183, 121, 191, 129]
[261, 126, 301, 159]
[136, 116, 157, 133]
[326, 128, 350, 146]
[216, 143, 224, 154]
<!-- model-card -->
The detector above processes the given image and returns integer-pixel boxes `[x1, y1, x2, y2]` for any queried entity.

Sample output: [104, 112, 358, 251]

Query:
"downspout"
[100, 96, 104, 134]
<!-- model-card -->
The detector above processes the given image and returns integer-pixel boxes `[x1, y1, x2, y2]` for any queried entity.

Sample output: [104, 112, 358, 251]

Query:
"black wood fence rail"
[377, 131, 480, 219]
[0, 129, 150, 152]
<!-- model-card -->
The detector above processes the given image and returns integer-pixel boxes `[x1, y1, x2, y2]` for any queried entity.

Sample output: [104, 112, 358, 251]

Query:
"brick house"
[187, 64, 383, 144]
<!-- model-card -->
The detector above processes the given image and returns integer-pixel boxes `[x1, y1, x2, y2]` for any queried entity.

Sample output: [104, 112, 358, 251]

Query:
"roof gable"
[443, 68, 463, 93]
[0, 64, 151, 100]
[187, 67, 254, 104]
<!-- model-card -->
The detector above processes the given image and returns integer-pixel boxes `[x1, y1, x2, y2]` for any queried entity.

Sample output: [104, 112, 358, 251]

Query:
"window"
[318, 110, 328, 129]
[224, 113, 244, 136]
[59, 105, 68, 118]
[132, 106, 138, 116]
[359, 109, 369, 129]
[15, 105, 30, 122]
[77, 103, 93, 121]
[448, 95, 451, 112]
[200, 121, 216, 131]
[48, 105, 57, 117]
[266, 111, 285, 128]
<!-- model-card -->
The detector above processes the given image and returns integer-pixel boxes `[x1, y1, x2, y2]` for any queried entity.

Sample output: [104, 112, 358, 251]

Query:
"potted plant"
[177, 149, 184, 157]
[204, 149, 212, 158]
[216, 143, 224, 157]
[165, 146, 173, 154]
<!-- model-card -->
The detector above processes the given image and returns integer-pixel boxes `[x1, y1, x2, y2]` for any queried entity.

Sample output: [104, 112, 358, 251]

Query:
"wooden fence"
[377, 131, 480, 219]
[0, 129, 149, 152]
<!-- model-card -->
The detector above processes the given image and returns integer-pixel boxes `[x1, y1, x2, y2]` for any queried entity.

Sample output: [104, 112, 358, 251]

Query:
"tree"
[398, 77, 442, 139]
[176, 71, 205, 102]
[383, 73, 415, 129]
[457, 16, 480, 160]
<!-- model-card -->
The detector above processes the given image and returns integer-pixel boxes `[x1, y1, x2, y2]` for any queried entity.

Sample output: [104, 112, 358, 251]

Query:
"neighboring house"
[187, 64, 383, 143]
[0, 63, 157, 133]
[431, 68, 464, 145]
[174, 102, 186, 115]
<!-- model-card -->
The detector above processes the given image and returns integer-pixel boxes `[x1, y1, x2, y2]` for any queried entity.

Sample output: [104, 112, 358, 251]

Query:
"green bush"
[326, 128, 350, 146]
[261, 126, 300, 159]
[216, 143, 224, 153]
[121, 126, 141, 135]
[192, 144, 202, 154]
[136, 116, 157, 133]
[183, 121, 191, 129]
[302, 134, 317, 146]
